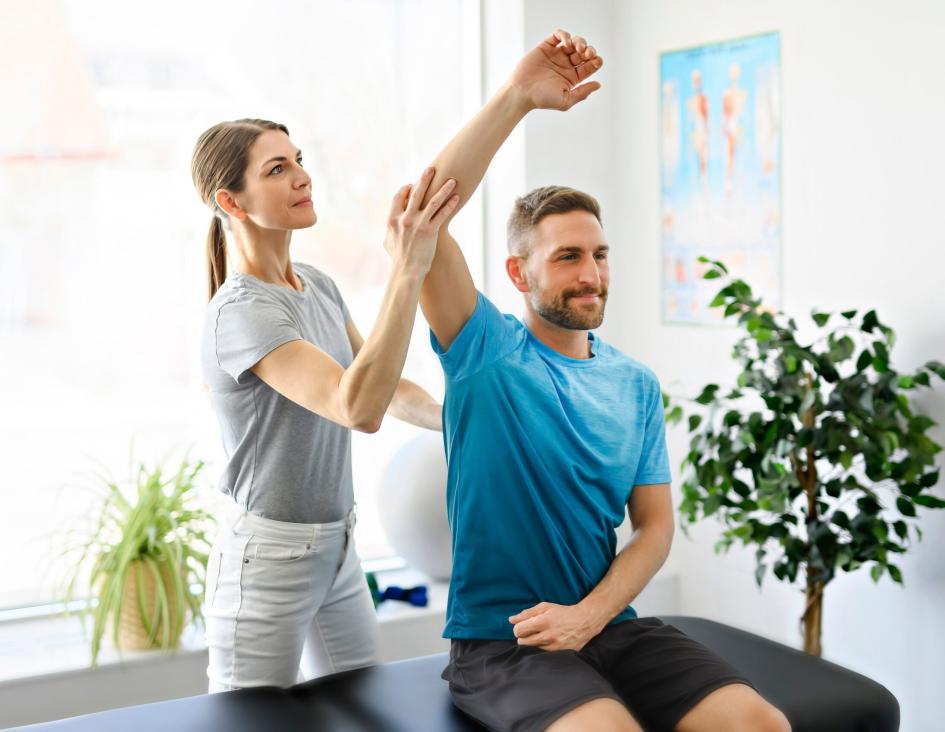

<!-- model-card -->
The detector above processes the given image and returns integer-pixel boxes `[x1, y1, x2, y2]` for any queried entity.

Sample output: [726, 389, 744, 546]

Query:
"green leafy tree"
[665, 257, 945, 656]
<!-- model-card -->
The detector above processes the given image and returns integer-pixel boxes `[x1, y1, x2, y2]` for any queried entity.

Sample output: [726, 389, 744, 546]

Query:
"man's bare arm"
[419, 30, 604, 350]
[580, 484, 675, 627]
[509, 484, 674, 651]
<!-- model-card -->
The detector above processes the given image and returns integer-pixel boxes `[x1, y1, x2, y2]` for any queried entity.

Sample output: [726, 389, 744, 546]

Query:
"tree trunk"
[802, 568, 824, 657]
[799, 377, 823, 656]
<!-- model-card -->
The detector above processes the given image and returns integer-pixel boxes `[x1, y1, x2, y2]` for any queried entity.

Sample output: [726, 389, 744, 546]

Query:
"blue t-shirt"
[432, 292, 673, 640]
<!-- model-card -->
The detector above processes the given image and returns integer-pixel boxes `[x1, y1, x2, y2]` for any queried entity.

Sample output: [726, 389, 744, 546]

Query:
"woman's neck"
[232, 225, 300, 290]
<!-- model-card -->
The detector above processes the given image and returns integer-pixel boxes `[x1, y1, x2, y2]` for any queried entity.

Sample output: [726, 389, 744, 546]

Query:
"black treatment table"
[6, 616, 899, 732]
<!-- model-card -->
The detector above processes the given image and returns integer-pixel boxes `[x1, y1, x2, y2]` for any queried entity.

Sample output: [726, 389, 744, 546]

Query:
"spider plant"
[63, 456, 214, 665]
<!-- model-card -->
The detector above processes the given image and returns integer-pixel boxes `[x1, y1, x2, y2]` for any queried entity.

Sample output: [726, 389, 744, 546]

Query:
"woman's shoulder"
[294, 261, 336, 289]
[294, 262, 345, 303]
[206, 274, 284, 319]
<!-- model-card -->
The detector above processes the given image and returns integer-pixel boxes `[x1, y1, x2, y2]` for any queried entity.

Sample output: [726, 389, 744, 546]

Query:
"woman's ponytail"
[207, 216, 227, 301]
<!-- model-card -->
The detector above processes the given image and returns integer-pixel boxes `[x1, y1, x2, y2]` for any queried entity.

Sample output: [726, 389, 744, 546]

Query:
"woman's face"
[228, 129, 315, 231]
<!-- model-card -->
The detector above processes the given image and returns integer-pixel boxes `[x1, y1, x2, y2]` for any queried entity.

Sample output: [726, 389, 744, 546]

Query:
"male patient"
[414, 30, 792, 732]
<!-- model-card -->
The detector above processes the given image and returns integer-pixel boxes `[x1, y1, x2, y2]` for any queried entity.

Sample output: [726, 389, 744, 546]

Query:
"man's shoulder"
[596, 340, 661, 384]
[471, 291, 528, 345]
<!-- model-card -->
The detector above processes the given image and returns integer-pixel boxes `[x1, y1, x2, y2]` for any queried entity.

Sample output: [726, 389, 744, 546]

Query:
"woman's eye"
[296, 158, 304, 167]
[270, 164, 283, 175]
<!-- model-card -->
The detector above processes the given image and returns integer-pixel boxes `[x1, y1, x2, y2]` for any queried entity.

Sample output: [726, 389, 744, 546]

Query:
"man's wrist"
[496, 81, 535, 117]
[578, 595, 618, 633]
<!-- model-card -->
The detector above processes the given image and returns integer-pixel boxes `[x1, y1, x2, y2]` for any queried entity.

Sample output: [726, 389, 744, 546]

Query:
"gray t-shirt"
[202, 262, 354, 523]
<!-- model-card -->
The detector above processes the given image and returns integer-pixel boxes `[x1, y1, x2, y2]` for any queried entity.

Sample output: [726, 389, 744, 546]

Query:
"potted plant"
[665, 257, 945, 656]
[63, 455, 215, 665]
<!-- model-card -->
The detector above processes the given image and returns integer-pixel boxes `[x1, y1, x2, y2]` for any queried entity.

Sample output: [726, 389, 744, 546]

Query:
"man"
[417, 29, 792, 732]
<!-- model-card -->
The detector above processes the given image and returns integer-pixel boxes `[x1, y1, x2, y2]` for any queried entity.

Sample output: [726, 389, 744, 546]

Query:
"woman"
[191, 118, 458, 692]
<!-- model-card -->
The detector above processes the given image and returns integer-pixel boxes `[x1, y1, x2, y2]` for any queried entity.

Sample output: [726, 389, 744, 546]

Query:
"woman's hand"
[384, 167, 459, 276]
[507, 29, 604, 112]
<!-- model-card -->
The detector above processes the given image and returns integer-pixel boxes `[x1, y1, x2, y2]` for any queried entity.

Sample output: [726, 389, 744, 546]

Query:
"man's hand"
[508, 29, 604, 112]
[509, 601, 605, 652]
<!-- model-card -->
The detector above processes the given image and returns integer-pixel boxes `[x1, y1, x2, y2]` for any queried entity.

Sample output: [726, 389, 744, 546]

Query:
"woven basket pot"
[117, 558, 186, 650]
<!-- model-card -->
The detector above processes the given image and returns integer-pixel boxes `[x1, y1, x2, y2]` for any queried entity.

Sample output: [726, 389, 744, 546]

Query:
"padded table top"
[7, 616, 899, 732]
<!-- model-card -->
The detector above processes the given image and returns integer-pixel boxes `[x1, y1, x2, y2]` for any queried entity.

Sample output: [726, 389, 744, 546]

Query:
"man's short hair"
[506, 186, 602, 256]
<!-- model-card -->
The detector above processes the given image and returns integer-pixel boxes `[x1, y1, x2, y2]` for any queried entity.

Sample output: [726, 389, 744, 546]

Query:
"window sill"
[0, 568, 447, 688]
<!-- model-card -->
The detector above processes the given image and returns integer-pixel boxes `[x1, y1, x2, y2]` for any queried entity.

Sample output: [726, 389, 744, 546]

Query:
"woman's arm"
[250, 169, 458, 432]
[345, 320, 442, 431]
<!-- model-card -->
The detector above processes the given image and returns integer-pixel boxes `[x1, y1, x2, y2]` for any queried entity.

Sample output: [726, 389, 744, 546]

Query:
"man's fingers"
[572, 35, 587, 54]
[512, 616, 545, 638]
[570, 44, 598, 66]
[575, 56, 604, 82]
[509, 603, 548, 623]
[406, 167, 434, 213]
[567, 81, 601, 108]
[516, 633, 548, 647]
[542, 28, 573, 53]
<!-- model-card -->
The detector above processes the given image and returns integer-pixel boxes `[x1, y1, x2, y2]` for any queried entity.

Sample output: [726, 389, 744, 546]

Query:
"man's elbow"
[638, 519, 675, 558]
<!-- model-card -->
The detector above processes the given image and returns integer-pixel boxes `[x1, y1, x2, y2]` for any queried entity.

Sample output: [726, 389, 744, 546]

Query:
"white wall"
[518, 1, 945, 731]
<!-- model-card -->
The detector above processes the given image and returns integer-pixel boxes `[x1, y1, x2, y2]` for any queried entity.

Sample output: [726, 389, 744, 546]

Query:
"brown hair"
[190, 118, 289, 300]
[506, 186, 602, 257]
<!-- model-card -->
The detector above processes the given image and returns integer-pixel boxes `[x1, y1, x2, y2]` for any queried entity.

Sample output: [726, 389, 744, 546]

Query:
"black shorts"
[442, 616, 755, 732]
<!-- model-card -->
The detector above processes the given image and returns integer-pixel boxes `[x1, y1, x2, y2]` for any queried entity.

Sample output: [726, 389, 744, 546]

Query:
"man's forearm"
[388, 377, 442, 431]
[423, 84, 532, 221]
[418, 85, 533, 345]
[579, 523, 674, 631]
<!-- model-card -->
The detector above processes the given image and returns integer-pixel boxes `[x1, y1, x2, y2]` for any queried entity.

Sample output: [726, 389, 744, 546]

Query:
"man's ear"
[215, 189, 247, 221]
[506, 256, 530, 293]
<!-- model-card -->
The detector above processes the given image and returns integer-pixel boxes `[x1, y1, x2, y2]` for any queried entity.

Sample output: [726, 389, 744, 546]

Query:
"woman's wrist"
[389, 258, 428, 287]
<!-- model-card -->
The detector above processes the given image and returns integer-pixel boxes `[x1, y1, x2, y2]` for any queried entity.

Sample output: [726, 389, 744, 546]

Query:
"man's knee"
[727, 700, 790, 732]
[748, 703, 791, 732]
[545, 697, 641, 732]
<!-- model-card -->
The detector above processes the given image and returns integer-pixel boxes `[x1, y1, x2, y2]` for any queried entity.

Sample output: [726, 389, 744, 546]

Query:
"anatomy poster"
[660, 32, 781, 325]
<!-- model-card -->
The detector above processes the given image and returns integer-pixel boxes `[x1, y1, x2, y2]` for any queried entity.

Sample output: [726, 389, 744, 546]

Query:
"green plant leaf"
[856, 350, 873, 372]
[896, 497, 917, 517]
[695, 384, 720, 405]
[913, 494, 945, 509]
[887, 564, 904, 585]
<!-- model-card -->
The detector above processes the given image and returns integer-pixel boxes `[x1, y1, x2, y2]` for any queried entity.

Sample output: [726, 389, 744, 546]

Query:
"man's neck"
[523, 310, 592, 360]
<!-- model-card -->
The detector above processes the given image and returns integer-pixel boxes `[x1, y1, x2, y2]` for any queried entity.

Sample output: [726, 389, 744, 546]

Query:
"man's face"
[517, 210, 610, 330]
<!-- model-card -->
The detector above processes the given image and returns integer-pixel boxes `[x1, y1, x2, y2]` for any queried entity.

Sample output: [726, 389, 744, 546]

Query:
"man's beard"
[530, 285, 608, 330]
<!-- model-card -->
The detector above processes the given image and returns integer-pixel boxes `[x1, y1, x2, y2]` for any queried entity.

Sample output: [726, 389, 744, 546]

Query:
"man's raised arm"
[418, 29, 604, 350]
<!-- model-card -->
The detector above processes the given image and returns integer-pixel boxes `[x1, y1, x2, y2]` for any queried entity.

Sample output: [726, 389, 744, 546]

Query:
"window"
[0, 0, 481, 609]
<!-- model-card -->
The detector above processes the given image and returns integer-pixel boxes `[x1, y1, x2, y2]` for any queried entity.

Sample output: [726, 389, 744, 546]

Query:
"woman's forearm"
[337, 264, 425, 431]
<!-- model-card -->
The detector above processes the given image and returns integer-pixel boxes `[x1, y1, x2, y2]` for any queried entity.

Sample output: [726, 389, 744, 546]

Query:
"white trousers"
[204, 503, 380, 692]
